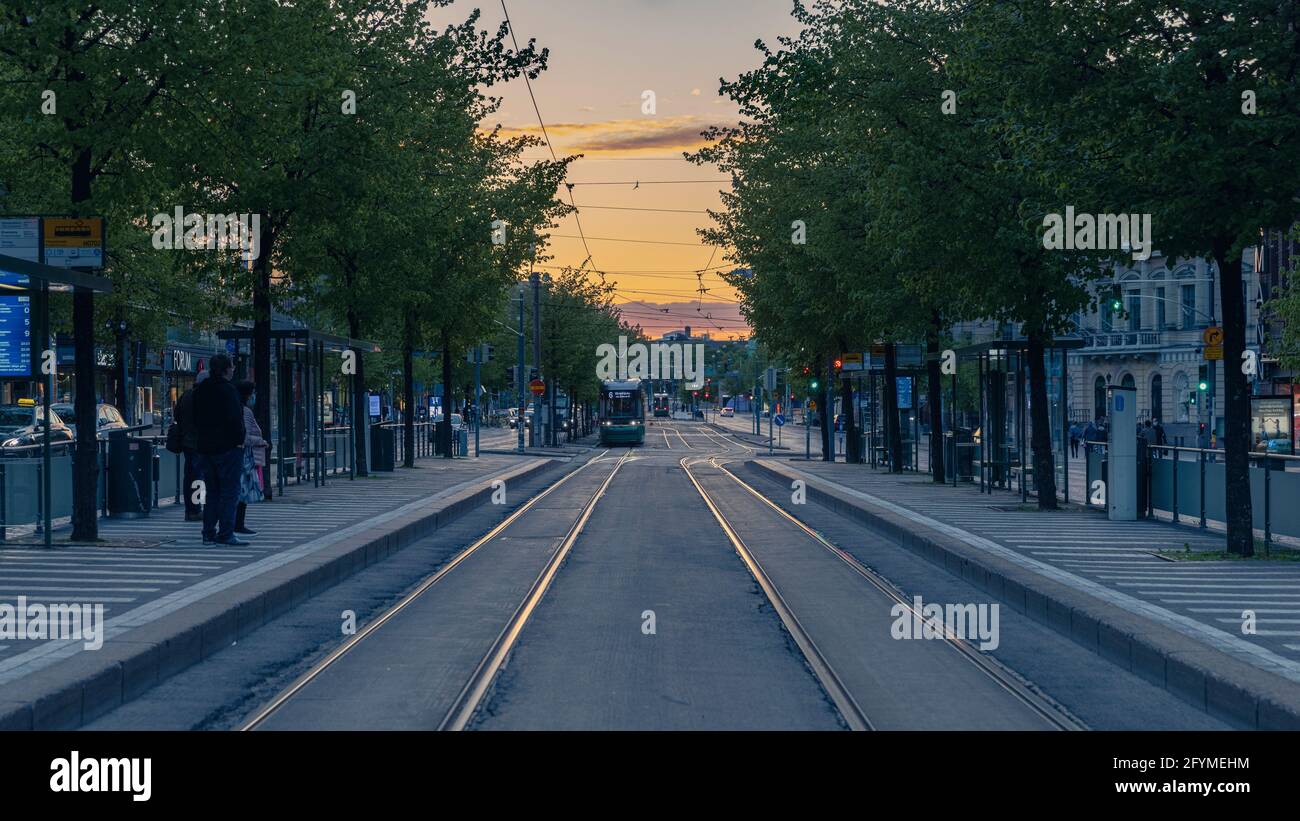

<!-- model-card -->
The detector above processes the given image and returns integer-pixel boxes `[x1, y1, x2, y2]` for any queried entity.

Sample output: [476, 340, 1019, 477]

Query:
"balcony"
[1081, 330, 1162, 353]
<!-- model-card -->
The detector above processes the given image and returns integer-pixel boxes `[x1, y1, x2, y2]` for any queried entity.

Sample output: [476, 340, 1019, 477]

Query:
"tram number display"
[608, 391, 632, 398]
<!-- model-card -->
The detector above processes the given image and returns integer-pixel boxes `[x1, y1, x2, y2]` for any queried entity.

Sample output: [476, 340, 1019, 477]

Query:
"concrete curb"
[0, 457, 568, 731]
[746, 459, 1300, 730]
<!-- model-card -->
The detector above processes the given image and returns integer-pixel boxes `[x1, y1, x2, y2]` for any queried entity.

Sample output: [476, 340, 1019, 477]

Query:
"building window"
[1101, 302, 1113, 333]
[1127, 291, 1141, 331]
[1151, 374, 1163, 421]
[1156, 287, 1166, 328]
[1181, 284, 1196, 329]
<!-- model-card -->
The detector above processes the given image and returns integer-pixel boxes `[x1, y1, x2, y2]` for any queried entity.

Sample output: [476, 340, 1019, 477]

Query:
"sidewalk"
[0, 451, 563, 729]
[748, 457, 1300, 728]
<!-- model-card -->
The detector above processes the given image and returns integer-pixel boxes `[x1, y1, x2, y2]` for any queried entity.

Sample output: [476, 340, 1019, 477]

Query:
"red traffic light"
[833, 359, 842, 370]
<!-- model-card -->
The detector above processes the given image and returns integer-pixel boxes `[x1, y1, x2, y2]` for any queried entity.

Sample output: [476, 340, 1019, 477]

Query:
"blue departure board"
[0, 295, 32, 377]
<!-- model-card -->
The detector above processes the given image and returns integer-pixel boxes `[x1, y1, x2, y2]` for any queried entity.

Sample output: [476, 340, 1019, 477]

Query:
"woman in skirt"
[235, 380, 268, 535]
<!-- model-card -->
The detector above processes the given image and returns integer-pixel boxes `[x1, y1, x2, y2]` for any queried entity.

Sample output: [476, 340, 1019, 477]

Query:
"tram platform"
[745, 457, 1300, 729]
[0, 452, 566, 730]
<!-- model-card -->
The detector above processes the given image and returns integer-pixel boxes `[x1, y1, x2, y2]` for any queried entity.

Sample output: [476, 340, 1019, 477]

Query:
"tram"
[652, 392, 670, 417]
[599, 379, 646, 446]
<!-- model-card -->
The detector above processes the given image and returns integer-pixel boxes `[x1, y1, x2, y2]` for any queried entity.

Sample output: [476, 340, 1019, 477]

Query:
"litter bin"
[456, 427, 469, 457]
[370, 425, 395, 472]
[433, 421, 448, 456]
[952, 429, 975, 480]
[107, 435, 153, 518]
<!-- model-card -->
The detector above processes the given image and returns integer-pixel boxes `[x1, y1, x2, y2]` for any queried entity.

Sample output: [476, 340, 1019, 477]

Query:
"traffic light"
[1110, 285, 1123, 312]
[810, 378, 819, 390]
[1197, 364, 1208, 392]
[801, 366, 811, 377]
[1188, 390, 1197, 406]
[833, 358, 843, 371]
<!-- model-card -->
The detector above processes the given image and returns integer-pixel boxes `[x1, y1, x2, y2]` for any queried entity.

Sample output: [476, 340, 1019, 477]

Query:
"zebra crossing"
[0, 454, 533, 661]
[781, 461, 1300, 665]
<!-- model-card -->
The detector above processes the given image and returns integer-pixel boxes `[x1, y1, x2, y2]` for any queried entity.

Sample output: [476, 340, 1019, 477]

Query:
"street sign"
[1203, 345, 1223, 361]
[764, 366, 776, 393]
[1203, 326, 1223, 345]
[529, 378, 545, 396]
[773, 413, 785, 427]
[42, 217, 105, 269]
[840, 352, 864, 372]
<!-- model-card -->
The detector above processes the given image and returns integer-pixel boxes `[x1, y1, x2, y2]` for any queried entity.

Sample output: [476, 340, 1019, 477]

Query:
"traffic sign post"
[529, 378, 545, 397]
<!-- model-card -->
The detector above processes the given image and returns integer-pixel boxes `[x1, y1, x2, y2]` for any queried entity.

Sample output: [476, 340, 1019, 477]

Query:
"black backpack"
[165, 421, 184, 454]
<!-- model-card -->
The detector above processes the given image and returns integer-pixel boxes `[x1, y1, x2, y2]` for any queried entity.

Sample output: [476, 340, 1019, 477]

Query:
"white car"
[432, 413, 464, 431]
[720, 407, 735, 418]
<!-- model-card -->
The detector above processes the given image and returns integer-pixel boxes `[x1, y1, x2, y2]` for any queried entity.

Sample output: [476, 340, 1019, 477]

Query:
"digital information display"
[0, 295, 32, 377]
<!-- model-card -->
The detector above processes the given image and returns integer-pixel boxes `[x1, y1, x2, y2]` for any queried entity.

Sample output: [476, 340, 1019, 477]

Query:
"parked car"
[720, 406, 735, 418]
[432, 412, 465, 431]
[51, 402, 129, 438]
[0, 401, 74, 455]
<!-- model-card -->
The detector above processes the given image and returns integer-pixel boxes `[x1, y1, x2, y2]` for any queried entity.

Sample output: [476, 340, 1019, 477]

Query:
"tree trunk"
[884, 343, 903, 473]
[1214, 245, 1253, 556]
[926, 316, 946, 483]
[840, 374, 858, 463]
[440, 330, 454, 458]
[252, 218, 274, 493]
[1026, 330, 1058, 510]
[401, 311, 415, 468]
[346, 307, 368, 476]
[71, 288, 99, 541]
[70, 146, 99, 542]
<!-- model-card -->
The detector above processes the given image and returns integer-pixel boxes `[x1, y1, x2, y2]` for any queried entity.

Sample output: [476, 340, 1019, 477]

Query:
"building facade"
[1066, 251, 1261, 444]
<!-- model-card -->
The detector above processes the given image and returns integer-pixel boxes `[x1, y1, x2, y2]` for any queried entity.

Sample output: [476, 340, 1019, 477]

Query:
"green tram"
[599, 379, 646, 446]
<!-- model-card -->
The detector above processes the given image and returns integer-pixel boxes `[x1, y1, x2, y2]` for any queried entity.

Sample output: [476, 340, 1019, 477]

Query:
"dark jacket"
[176, 388, 198, 451]
[193, 375, 245, 454]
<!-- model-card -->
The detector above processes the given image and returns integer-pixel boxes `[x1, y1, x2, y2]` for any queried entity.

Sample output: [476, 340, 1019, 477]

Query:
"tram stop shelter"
[0, 252, 114, 547]
[951, 338, 1083, 503]
[217, 327, 380, 496]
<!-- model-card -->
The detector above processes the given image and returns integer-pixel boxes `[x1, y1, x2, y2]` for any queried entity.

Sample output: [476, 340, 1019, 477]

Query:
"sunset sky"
[432, 0, 805, 338]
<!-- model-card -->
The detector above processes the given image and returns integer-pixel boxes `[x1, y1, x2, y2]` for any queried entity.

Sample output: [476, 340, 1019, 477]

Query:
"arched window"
[1121, 373, 1135, 389]
[1150, 374, 1163, 421]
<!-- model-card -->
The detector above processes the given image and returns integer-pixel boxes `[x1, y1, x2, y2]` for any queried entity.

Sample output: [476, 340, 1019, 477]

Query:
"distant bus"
[652, 392, 670, 417]
[600, 379, 646, 446]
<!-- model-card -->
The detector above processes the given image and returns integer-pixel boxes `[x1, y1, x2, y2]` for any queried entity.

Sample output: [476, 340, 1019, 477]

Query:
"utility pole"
[531, 270, 541, 448]
[517, 284, 526, 454]
[473, 343, 482, 458]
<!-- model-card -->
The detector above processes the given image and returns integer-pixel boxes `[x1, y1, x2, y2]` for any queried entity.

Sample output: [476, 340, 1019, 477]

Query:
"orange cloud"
[494, 116, 716, 156]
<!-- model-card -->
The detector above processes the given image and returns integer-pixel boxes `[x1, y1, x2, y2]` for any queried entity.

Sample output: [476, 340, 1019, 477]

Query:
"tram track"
[241, 448, 634, 731]
[681, 452, 1085, 731]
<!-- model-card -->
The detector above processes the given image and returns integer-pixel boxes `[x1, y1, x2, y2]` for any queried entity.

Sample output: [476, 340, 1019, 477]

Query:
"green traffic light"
[1198, 380, 1208, 391]
[810, 380, 819, 390]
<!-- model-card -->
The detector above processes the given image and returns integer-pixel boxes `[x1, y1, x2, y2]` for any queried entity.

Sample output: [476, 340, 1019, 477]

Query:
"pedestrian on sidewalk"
[175, 369, 208, 521]
[1068, 422, 1081, 458]
[193, 353, 248, 546]
[1083, 417, 1099, 456]
[1153, 418, 1167, 447]
[235, 379, 267, 536]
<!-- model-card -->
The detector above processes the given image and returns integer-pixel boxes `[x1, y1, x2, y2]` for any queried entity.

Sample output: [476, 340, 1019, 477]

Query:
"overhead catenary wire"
[500, 0, 596, 271]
